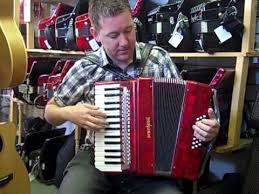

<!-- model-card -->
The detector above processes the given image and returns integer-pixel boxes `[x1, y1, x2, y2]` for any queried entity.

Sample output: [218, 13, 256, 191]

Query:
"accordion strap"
[85, 43, 154, 80]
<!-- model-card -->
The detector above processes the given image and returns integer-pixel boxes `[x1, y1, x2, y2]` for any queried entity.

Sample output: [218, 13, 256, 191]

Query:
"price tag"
[214, 25, 232, 43]
[23, 0, 31, 22]
[168, 31, 183, 48]
[44, 40, 52, 49]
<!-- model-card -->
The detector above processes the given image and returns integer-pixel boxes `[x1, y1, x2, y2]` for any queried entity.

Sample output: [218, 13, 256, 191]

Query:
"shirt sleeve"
[53, 60, 92, 106]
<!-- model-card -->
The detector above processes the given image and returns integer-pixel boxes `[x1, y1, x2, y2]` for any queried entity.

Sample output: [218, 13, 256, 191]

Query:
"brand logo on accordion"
[145, 117, 152, 139]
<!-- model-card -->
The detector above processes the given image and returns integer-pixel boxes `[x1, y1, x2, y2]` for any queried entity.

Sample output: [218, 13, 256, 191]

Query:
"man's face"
[91, 10, 136, 65]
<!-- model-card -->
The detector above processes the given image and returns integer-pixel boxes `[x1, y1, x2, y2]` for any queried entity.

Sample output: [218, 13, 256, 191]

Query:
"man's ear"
[90, 27, 100, 42]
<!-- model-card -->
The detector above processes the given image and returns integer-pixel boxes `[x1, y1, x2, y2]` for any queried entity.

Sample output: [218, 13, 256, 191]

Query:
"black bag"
[36, 134, 70, 184]
[22, 127, 66, 172]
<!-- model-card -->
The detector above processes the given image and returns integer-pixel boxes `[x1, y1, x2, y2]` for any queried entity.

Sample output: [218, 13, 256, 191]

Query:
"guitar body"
[0, 122, 30, 194]
[0, 0, 27, 88]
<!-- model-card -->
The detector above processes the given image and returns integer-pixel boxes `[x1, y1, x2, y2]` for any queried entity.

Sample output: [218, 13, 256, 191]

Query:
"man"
[44, 0, 220, 193]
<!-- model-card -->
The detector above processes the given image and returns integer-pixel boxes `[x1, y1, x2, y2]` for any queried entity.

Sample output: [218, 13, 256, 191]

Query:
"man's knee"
[58, 150, 111, 194]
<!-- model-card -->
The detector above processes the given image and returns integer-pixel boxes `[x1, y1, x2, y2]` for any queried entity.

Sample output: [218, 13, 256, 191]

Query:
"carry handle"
[0, 174, 13, 188]
[209, 68, 225, 89]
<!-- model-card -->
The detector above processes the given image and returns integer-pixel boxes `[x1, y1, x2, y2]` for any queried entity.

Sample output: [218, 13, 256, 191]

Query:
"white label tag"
[156, 22, 162, 33]
[75, 28, 79, 37]
[168, 31, 183, 48]
[214, 25, 232, 43]
[89, 39, 100, 51]
[23, 0, 31, 22]
[44, 40, 52, 49]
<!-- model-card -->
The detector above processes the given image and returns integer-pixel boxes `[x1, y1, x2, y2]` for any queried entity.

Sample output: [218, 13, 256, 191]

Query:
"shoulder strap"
[84, 43, 154, 80]
[140, 43, 154, 67]
[83, 53, 99, 64]
[84, 53, 132, 80]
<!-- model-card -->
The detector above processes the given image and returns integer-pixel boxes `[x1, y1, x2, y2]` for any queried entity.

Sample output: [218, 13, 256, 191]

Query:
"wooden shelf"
[169, 52, 244, 58]
[27, 49, 86, 58]
[27, 50, 259, 58]
[245, 51, 259, 56]
[215, 138, 253, 153]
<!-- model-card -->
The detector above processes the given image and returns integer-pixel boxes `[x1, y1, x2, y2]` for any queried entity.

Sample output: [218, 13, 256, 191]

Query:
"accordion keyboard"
[94, 84, 131, 172]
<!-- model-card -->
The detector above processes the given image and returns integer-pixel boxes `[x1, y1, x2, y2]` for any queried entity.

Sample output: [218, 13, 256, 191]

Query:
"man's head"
[89, 0, 136, 67]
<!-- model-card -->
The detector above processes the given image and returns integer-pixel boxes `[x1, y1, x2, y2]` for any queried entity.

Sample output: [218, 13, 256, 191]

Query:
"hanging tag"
[214, 25, 232, 43]
[168, 31, 183, 48]
[23, 0, 31, 22]
[89, 39, 100, 51]
[44, 40, 52, 49]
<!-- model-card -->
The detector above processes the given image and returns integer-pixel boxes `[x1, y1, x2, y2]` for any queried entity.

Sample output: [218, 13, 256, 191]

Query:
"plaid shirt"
[54, 42, 181, 106]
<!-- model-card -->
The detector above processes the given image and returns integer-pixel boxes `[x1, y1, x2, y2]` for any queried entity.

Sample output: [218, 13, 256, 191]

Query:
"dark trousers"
[58, 149, 183, 194]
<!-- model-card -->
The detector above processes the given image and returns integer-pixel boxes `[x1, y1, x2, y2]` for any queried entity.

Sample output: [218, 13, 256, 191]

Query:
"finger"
[193, 126, 214, 142]
[208, 108, 216, 120]
[193, 124, 212, 138]
[196, 120, 219, 136]
[83, 103, 100, 110]
[81, 120, 107, 131]
[88, 114, 108, 126]
[195, 121, 211, 132]
[193, 130, 206, 142]
[89, 109, 107, 119]
[199, 118, 218, 129]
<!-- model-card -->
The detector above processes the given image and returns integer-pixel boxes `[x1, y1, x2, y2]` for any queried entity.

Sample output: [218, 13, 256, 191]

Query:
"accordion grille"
[154, 79, 186, 173]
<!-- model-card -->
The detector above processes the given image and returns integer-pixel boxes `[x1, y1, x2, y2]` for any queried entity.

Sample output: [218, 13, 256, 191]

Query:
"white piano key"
[96, 103, 121, 109]
[95, 164, 123, 172]
[95, 130, 121, 136]
[106, 124, 121, 128]
[95, 137, 121, 143]
[95, 89, 121, 95]
[95, 96, 120, 102]
[104, 110, 120, 116]
[95, 151, 121, 157]
[95, 157, 122, 163]
[95, 145, 121, 151]
[95, 84, 121, 90]
[106, 117, 121, 123]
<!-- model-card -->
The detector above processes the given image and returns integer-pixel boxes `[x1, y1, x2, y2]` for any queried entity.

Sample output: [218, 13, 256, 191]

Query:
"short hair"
[89, 0, 131, 31]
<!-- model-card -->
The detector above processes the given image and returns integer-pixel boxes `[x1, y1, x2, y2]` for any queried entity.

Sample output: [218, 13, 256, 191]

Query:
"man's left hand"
[192, 108, 220, 142]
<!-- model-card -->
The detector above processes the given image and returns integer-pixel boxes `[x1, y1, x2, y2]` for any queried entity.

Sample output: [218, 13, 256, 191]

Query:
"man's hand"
[192, 108, 220, 142]
[65, 103, 108, 131]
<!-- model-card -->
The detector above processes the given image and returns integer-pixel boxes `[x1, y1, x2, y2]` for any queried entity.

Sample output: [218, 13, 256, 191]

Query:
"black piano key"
[106, 115, 120, 118]
[104, 93, 121, 97]
[105, 128, 121, 131]
[105, 161, 122, 164]
[105, 141, 121, 145]
[104, 149, 121, 152]
[104, 107, 121, 111]
[104, 135, 121, 138]
[105, 155, 121, 159]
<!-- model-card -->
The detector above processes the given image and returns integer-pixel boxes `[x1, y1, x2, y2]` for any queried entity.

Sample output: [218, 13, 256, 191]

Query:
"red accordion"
[94, 77, 213, 180]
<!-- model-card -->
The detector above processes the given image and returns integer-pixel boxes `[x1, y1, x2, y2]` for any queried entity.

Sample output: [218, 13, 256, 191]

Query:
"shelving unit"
[170, 0, 258, 153]
[19, 0, 259, 153]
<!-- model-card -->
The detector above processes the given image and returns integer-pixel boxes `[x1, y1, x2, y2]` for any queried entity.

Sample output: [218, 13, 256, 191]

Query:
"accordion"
[94, 77, 213, 180]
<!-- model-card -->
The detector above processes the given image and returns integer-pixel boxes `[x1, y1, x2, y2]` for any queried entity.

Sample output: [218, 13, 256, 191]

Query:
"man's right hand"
[65, 103, 108, 131]
[44, 98, 108, 131]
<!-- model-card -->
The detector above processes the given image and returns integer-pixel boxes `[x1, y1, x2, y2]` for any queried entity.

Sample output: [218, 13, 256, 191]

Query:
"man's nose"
[119, 34, 128, 46]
